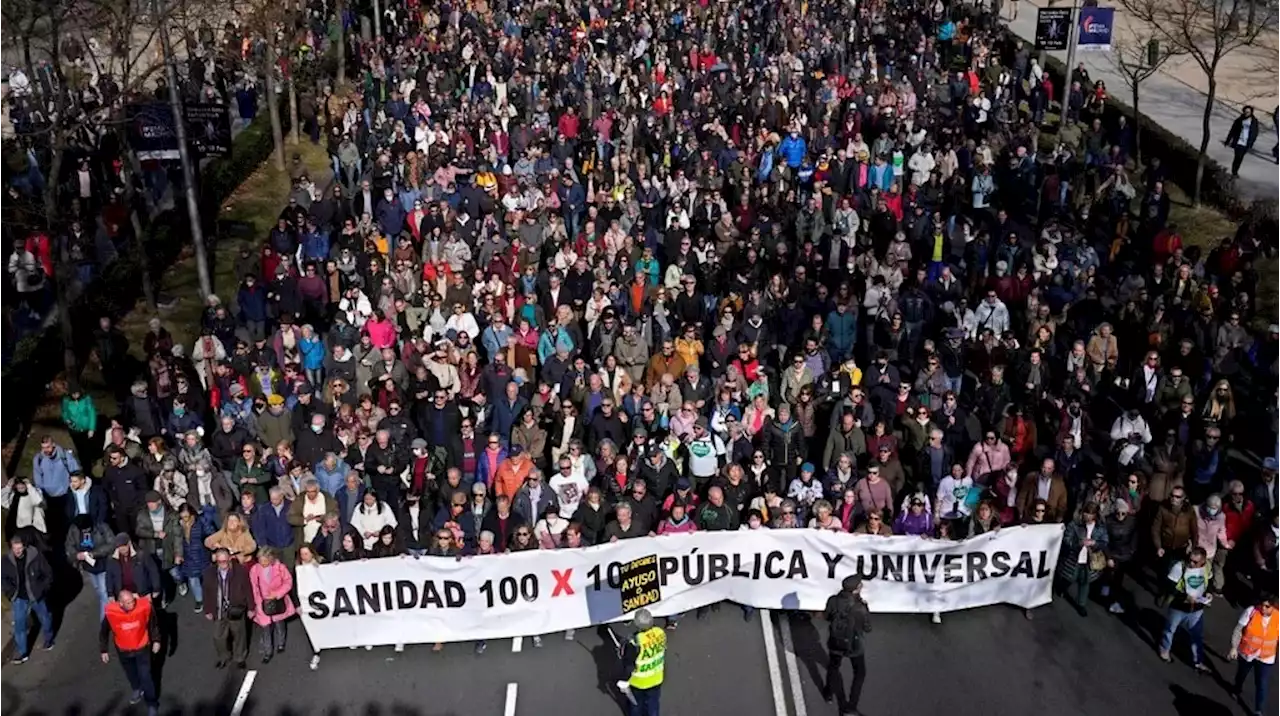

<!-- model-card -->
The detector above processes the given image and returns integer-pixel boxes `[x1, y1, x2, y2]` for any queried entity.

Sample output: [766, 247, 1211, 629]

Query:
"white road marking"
[759, 610, 789, 716]
[504, 682, 519, 716]
[779, 616, 809, 716]
[230, 670, 257, 716]
[512, 635, 523, 652]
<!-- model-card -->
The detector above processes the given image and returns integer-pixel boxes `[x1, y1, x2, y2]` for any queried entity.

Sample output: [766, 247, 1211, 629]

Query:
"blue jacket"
[301, 229, 330, 262]
[778, 134, 807, 168]
[826, 309, 857, 351]
[868, 163, 893, 193]
[336, 485, 365, 530]
[474, 447, 509, 488]
[376, 199, 406, 238]
[33, 445, 80, 497]
[481, 324, 514, 359]
[249, 502, 295, 549]
[490, 397, 529, 442]
[537, 329, 575, 364]
[298, 336, 326, 371]
[237, 284, 268, 323]
[314, 459, 350, 496]
[166, 410, 203, 439]
[178, 509, 216, 581]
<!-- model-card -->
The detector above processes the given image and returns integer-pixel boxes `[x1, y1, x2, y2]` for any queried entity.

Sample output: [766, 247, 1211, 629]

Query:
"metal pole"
[1057, 0, 1080, 135]
[157, 2, 212, 299]
[373, 0, 382, 40]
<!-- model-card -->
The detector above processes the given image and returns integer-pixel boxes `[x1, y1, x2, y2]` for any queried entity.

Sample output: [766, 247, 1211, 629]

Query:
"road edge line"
[779, 616, 808, 716]
[760, 609, 789, 716]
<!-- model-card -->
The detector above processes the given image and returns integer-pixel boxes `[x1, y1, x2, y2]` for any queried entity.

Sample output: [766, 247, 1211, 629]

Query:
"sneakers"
[474, 641, 487, 655]
[931, 612, 942, 625]
[193, 602, 204, 614]
[129, 690, 144, 705]
[11, 655, 28, 665]
[364, 645, 373, 651]
[42, 640, 55, 651]
[564, 629, 575, 641]
[1108, 602, 1125, 615]
[178, 584, 189, 597]
[394, 644, 405, 653]
[532, 636, 543, 648]
[1158, 649, 1172, 663]
[309, 654, 321, 671]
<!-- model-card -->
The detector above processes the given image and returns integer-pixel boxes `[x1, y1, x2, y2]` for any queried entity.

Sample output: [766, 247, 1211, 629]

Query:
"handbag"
[1088, 549, 1107, 572]
[256, 568, 288, 617]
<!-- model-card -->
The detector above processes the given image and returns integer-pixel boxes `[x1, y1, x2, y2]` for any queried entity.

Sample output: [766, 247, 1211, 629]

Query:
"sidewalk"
[1004, 0, 1279, 202]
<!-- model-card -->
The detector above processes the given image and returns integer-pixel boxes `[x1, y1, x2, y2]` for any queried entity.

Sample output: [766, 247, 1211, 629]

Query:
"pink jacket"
[249, 562, 296, 626]
[966, 442, 1012, 480]
[1194, 508, 1230, 559]
[364, 318, 397, 349]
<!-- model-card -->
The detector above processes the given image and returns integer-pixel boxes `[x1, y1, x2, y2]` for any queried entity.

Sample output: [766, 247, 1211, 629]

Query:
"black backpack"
[827, 596, 863, 654]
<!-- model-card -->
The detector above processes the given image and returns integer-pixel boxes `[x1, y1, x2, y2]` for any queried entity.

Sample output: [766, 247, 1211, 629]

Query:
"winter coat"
[2, 549, 54, 601]
[134, 507, 183, 569]
[1151, 502, 1199, 552]
[105, 551, 162, 598]
[1104, 514, 1139, 563]
[65, 522, 116, 575]
[2, 484, 47, 534]
[178, 512, 216, 581]
[249, 561, 297, 626]
[1057, 518, 1109, 583]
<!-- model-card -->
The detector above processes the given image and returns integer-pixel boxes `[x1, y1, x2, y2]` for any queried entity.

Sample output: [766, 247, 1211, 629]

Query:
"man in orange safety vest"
[100, 590, 162, 716]
[1227, 593, 1277, 716]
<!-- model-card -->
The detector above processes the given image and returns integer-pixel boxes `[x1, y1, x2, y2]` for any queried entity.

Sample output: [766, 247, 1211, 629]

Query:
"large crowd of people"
[3, 0, 1278, 712]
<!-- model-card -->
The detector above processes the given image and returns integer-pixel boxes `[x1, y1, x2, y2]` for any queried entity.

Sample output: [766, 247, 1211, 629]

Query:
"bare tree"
[1105, 13, 1185, 167]
[1120, 0, 1279, 202]
[2, 0, 177, 376]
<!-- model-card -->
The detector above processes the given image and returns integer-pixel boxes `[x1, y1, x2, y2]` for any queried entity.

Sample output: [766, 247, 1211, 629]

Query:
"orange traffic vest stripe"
[1238, 609, 1279, 661]
[105, 596, 153, 652]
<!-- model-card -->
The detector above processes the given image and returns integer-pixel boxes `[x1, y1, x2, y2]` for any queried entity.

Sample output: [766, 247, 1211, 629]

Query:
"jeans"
[629, 684, 661, 716]
[1160, 608, 1205, 662]
[11, 597, 54, 656]
[87, 571, 110, 621]
[119, 648, 159, 707]
[187, 574, 204, 604]
[306, 367, 324, 389]
[1234, 658, 1273, 714]
[259, 619, 287, 657]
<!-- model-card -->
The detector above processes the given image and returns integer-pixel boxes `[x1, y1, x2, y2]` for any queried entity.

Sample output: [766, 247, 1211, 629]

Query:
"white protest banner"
[297, 525, 1064, 650]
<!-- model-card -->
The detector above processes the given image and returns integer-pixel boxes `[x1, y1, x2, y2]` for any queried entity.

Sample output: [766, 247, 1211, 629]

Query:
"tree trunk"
[44, 135, 78, 381]
[289, 78, 300, 145]
[1193, 75, 1217, 205]
[1132, 80, 1142, 167]
[335, 0, 347, 85]
[1247, 0, 1257, 31]
[265, 50, 286, 171]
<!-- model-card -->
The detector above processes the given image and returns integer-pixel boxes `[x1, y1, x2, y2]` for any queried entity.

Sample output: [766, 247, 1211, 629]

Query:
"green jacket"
[232, 460, 273, 505]
[61, 395, 98, 434]
[135, 507, 183, 569]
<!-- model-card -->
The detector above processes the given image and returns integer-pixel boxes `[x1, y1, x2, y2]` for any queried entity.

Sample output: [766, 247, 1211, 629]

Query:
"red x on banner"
[551, 568, 575, 597]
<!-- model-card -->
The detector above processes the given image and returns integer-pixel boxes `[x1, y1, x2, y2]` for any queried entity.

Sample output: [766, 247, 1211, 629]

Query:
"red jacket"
[1224, 500, 1256, 543]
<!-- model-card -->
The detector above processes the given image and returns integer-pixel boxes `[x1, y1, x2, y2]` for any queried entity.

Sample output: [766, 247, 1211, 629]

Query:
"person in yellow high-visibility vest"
[617, 608, 665, 716]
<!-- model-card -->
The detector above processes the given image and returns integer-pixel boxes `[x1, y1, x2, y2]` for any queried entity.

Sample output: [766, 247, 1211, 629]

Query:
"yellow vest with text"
[629, 627, 667, 689]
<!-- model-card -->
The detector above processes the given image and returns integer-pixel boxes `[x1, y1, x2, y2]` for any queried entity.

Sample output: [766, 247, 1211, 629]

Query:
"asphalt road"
[3, 567, 1276, 716]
